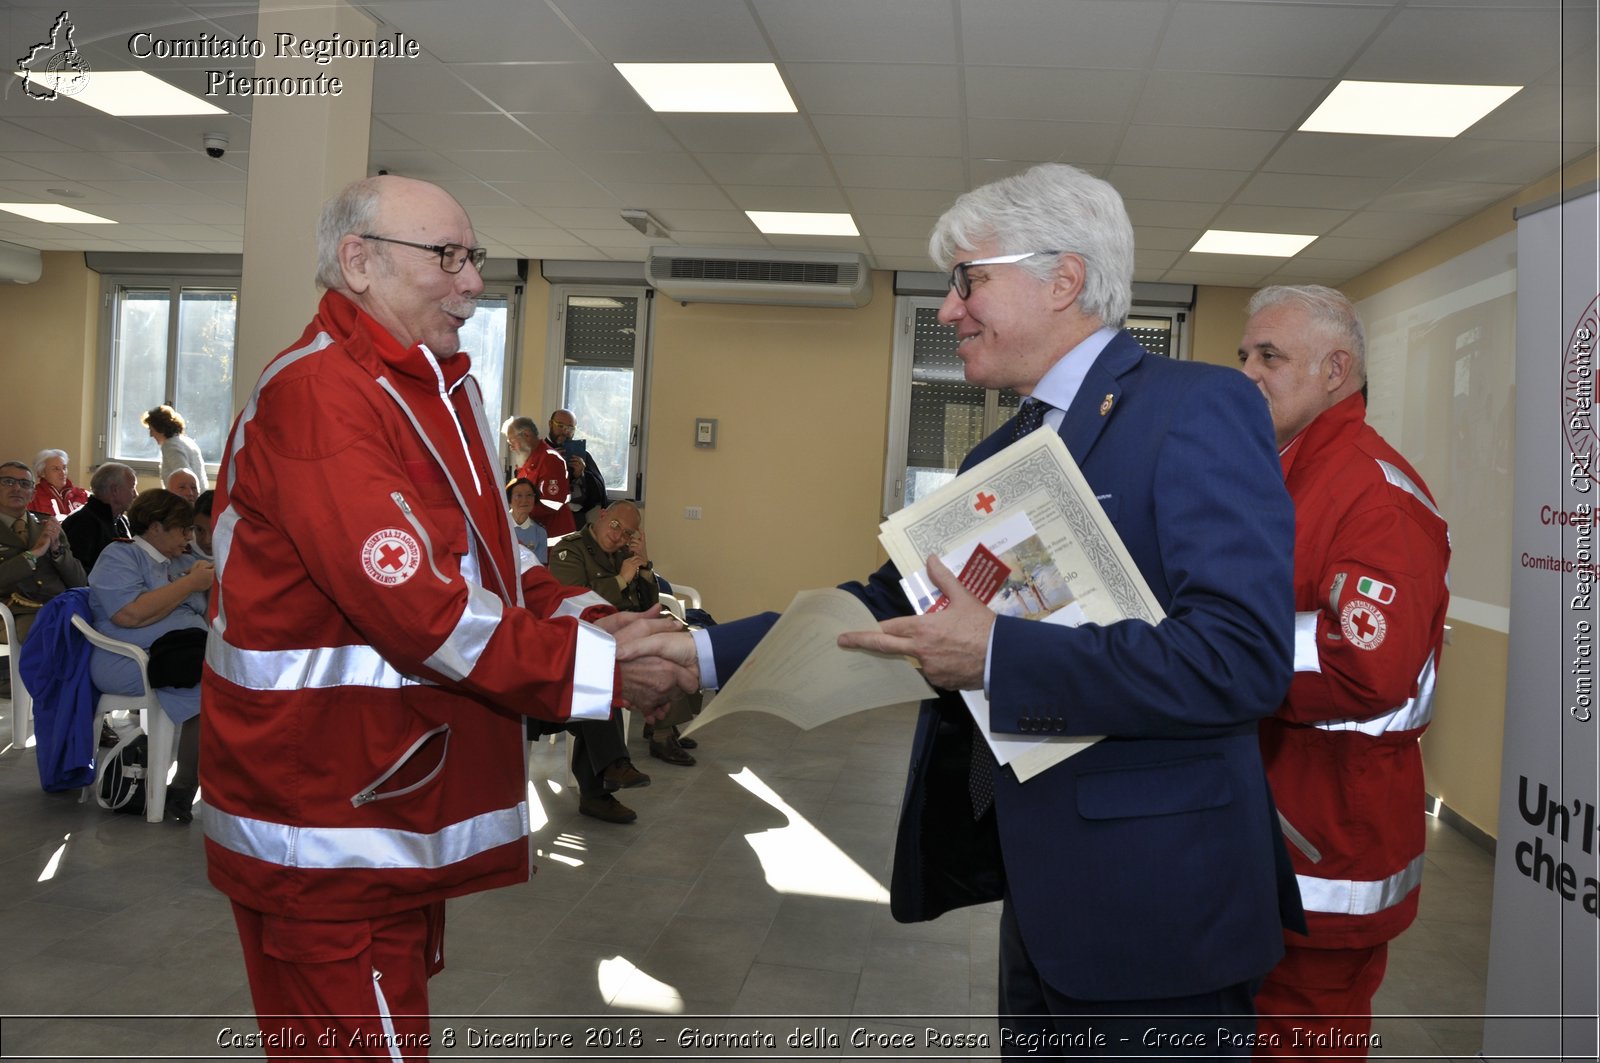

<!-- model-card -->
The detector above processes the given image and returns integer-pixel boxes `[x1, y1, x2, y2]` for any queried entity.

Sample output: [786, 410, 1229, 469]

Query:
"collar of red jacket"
[1279, 390, 1367, 478]
[315, 289, 472, 392]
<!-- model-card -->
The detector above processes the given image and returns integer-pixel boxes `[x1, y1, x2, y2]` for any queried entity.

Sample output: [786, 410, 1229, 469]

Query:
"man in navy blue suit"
[660, 164, 1301, 1056]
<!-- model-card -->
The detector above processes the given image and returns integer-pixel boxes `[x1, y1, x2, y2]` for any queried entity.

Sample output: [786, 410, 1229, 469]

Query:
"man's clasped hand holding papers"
[682, 429, 1163, 782]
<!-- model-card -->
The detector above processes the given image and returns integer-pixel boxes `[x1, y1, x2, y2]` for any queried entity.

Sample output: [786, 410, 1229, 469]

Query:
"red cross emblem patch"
[361, 528, 422, 587]
[1340, 598, 1387, 651]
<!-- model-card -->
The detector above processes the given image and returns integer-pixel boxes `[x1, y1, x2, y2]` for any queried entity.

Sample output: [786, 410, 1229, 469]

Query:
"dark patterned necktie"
[969, 398, 1056, 818]
[11, 516, 26, 543]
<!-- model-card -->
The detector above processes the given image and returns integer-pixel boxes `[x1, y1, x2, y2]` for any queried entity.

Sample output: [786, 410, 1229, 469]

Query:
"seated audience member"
[191, 490, 215, 561]
[88, 489, 213, 823]
[28, 450, 89, 517]
[166, 468, 201, 505]
[143, 404, 208, 491]
[62, 462, 136, 573]
[506, 477, 548, 565]
[503, 412, 577, 536]
[0, 460, 88, 696]
[550, 500, 700, 765]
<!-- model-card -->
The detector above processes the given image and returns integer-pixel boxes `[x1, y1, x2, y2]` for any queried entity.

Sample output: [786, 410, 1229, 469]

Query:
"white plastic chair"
[0, 600, 34, 748]
[658, 582, 702, 622]
[70, 615, 178, 824]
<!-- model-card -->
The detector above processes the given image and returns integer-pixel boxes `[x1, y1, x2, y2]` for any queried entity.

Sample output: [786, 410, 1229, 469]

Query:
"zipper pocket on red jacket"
[351, 724, 451, 806]
[390, 491, 449, 583]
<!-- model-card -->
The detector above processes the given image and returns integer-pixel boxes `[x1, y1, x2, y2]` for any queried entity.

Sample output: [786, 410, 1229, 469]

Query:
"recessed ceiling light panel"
[1190, 230, 1316, 257]
[615, 63, 796, 113]
[745, 211, 859, 236]
[0, 203, 116, 224]
[14, 70, 225, 116]
[1300, 80, 1521, 138]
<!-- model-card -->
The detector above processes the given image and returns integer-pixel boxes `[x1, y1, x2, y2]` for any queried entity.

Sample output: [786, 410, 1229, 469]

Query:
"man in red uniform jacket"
[506, 411, 578, 537]
[202, 175, 695, 1059]
[1238, 285, 1451, 1056]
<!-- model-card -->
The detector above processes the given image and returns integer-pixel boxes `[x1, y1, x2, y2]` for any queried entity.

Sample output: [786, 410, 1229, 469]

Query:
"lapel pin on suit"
[1099, 393, 1115, 417]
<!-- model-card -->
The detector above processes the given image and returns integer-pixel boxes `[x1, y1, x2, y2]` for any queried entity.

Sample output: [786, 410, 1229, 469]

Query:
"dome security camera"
[203, 132, 229, 159]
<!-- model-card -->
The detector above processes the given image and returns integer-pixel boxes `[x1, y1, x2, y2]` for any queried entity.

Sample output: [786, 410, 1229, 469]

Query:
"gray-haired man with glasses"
[638, 162, 1302, 1056]
[203, 175, 696, 1058]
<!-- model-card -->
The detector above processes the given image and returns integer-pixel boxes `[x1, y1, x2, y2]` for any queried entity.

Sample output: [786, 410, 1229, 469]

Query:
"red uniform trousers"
[1254, 942, 1388, 1058]
[231, 901, 445, 1061]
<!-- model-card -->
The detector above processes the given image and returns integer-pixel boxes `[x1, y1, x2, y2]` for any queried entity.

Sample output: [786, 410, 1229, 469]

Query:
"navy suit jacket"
[708, 331, 1301, 1001]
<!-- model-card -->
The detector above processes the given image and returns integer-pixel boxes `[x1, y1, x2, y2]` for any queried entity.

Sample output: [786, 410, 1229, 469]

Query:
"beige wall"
[631, 286, 896, 620]
[1190, 285, 1254, 368]
[0, 252, 98, 476]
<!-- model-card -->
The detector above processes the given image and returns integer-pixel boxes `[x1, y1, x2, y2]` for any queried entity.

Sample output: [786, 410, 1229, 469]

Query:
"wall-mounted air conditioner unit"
[0, 240, 42, 284]
[645, 247, 872, 308]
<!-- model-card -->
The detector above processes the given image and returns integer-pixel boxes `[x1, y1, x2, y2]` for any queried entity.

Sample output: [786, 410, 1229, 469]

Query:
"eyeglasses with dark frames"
[949, 250, 1063, 300]
[360, 234, 488, 274]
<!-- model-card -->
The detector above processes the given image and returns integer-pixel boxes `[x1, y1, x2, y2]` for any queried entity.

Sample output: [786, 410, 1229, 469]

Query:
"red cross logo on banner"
[361, 528, 422, 587]
[1340, 599, 1387, 651]
[974, 491, 997, 514]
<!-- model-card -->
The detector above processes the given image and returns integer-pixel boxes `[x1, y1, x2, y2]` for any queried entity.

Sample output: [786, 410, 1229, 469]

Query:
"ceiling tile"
[968, 121, 1122, 167]
[566, 151, 710, 186]
[518, 113, 678, 153]
[489, 179, 619, 209]
[1133, 71, 1328, 129]
[1210, 203, 1352, 233]
[966, 66, 1146, 123]
[783, 63, 962, 117]
[831, 155, 968, 192]
[1233, 172, 1394, 211]
[1123, 199, 1222, 229]
[1330, 210, 1462, 242]
[550, 0, 773, 60]
[370, 0, 594, 62]
[1363, 179, 1522, 217]
[372, 58, 492, 114]
[719, 184, 851, 211]
[1115, 125, 1284, 171]
[1347, 6, 1568, 83]
[378, 113, 545, 152]
[697, 154, 836, 187]
[452, 62, 648, 115]
[1155, 0, 1386, 76]
[755, 0, 958, 63]
[811, 116, 962, 157]
[1108, 165, 1250, 203]
[1265, 134, 1446, 178]
[607, 183, 737, 209]
[1134, 226, 1206, 252]
[961, 0, 1168, 68]
[844, 187, 965, 216]
[661, 115, 821, 155]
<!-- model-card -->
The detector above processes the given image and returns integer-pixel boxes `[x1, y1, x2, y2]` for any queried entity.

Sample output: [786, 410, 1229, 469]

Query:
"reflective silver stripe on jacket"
[553, 590, 608, 620]
[1376, 459, 1444, 522]
[207, 631, 423, 691]
[204, 802, 529, 870]
[569, 620, 615, 722]
[1295, 852, 1424, 916]
[424, 582, 505, 682]
[1293, 611, 1321, 673]
[1312, 655, 1436, 736]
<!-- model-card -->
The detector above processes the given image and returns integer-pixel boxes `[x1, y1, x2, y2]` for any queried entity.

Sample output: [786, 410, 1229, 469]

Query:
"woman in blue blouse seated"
[89, 488, 214, 823]
[507, 477, 548, 564]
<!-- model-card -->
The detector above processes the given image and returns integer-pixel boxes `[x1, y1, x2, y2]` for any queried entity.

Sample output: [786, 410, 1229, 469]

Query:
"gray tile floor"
[0, 698, 1492, 1060]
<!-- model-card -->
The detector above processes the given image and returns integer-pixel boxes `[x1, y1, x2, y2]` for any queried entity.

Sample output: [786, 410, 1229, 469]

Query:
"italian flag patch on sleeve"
[1355, 576, 1396, 604]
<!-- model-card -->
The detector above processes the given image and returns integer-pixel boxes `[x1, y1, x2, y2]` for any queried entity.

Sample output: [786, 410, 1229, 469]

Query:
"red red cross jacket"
[515, 441, 576, 537]
[201, 291, 617, 921]
[1265, 392, 1451, 948]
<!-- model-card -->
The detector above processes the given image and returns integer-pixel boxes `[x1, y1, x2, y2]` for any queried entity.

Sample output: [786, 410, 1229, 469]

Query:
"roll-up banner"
[1483, 185, 1599, 1061]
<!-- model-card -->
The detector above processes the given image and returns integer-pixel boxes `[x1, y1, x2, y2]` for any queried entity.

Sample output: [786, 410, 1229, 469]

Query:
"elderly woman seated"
[88, 489, 214, 823]
[28, 449, 89, 518]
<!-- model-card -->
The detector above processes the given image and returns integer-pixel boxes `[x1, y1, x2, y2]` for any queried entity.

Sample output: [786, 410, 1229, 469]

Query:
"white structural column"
[234, 0, 375, 400]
